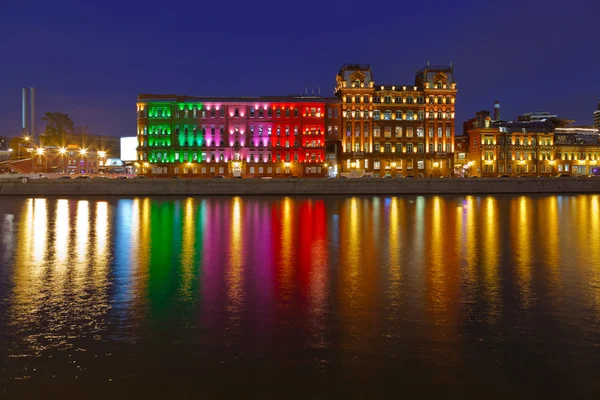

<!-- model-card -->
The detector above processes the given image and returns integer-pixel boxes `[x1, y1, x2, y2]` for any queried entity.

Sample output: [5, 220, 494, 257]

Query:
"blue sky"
[0, 0, 598, 137]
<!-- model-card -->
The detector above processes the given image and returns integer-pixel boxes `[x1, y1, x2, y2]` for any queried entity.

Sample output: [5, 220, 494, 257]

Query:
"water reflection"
[1, 195, 600, 397]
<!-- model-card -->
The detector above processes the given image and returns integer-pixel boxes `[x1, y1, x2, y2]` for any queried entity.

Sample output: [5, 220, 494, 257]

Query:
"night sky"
[1, 0, 598, 138]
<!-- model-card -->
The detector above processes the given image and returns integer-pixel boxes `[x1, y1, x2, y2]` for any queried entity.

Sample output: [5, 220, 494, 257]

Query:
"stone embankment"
[2, 177, 600, 196]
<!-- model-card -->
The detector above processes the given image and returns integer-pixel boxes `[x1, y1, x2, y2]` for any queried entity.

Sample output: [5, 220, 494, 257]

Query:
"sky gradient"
[1, 0, 598, 138]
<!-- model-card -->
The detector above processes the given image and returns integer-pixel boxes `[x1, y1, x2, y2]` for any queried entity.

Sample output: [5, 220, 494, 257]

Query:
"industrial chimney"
[494, 100, 501, 121]
[30, 87, 36, 142]
[22, 88, 28, 136]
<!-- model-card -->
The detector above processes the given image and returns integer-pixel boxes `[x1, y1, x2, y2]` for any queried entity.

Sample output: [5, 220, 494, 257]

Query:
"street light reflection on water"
[1, 195, 600, 398]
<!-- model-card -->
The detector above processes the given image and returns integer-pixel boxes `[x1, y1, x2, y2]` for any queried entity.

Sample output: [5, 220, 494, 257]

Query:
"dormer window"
[355, 80, 360, 88]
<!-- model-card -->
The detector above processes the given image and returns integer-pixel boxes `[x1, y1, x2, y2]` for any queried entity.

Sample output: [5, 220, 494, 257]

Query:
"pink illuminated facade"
[136, 95, 328, 178]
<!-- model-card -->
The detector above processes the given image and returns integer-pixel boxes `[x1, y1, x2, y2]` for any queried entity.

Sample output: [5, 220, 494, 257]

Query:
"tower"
[494, 100, 501, 121]
[30, 87, 36, 142]
[22, 88, 28, 136]
[21, 87, 36, 141]
[594, 101, 600, 132]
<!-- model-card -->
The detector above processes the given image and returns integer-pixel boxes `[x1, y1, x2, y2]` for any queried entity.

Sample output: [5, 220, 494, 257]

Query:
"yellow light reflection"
[279, 196, 294, 300]
[76, 201, 90, 265]
[32, 198, 48, 267]
[587, 195, 600, 316]
[94, 201, 109, 277]
[54, 199, 69, 265]
[482, 197, 501, 322]
[227, 196, 244, 313]
[514, 196, 533, 309]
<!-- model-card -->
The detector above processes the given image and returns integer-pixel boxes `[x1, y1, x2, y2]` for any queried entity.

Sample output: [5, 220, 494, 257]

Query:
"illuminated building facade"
[136, 95, 328, 178]
[466, 110, 600, 177]
[334, 63, 457, 177]
[324, 99, 342, 177]
[454, 135, 469, 175]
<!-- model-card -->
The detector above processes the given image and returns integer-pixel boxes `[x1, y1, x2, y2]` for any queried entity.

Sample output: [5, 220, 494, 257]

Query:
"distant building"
[595, 101, 600, 131]
[465, 108, 600, 177]
[454, 135, 469, 174]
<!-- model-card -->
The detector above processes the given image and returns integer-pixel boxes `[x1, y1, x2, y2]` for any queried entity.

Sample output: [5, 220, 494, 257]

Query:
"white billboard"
[120, 137, 138, 162]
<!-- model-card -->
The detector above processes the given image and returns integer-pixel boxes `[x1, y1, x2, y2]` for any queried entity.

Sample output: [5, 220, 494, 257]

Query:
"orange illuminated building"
[335, 63, 457, 177]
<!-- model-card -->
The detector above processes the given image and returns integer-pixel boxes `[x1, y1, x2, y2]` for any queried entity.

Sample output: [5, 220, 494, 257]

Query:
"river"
[1, 195, 599, 398]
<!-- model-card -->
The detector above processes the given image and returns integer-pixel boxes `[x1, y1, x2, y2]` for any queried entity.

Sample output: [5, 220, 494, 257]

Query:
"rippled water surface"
[1, 195, 599, 398]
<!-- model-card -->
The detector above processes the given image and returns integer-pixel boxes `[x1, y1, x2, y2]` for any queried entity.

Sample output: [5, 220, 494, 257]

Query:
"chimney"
[22, 88, 28, 135]
[30, 87, 36, 142]
[494, 100, 500, 121]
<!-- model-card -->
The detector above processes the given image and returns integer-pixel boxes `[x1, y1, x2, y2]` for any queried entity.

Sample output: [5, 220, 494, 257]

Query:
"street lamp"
[97, 150, 106, 174]
[35, 148, 45, 173]
[59, 148, 66, 173]
[79, 148, 87, 174]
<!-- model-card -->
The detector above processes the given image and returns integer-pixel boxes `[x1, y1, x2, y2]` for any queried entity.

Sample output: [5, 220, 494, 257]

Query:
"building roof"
[138, 94, 334, 104]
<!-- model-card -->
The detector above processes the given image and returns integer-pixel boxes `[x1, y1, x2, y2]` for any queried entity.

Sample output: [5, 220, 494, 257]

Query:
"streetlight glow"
[98, 151, 106, 158]
[36, 148, 44, 155]
[59, 148, 67, 155]
[79, 148, 87, 155]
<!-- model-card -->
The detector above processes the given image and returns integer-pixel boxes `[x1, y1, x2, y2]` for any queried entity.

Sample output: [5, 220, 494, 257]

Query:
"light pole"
[97, 150, 106, 174]
[35, 147, 44, 174]
[433, 161, 440, 178]
[59, 148, 66, 173]
[79, 148, 87, 174]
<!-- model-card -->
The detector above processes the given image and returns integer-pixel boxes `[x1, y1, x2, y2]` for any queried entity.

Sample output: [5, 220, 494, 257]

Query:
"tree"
[41, 112, 74, 147]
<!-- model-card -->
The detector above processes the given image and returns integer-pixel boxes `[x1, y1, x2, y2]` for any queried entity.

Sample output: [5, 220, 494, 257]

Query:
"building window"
[406, 143, 413, 153]
[416, 127, 424, 137]
[406, 127, 414, 138]
[374, 143, 381, 152]
[396, 143, 402, 153]
[373, 110, 381, 120]
[406, 110, 414, 120]
[417, 160, 424, 170]
[374, 160, 381, 170]
[374, 126, 380, 137]
[276, 108, 281, 118]
[417, 143, 424, 153]
[384, 111, 391, 120]
[395, 127, 402, 138]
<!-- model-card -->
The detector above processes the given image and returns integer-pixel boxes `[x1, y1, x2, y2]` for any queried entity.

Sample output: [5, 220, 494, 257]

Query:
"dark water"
[1, 195, 599, 398]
